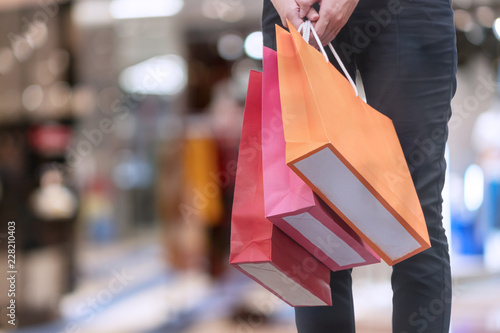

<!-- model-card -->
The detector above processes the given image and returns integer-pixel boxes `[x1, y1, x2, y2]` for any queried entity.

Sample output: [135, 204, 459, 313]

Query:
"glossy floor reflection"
[14, 231, 500, 333]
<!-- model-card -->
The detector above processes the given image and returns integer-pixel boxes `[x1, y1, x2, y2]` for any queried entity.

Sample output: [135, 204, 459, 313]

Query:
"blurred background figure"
[0, 0, 499, 332]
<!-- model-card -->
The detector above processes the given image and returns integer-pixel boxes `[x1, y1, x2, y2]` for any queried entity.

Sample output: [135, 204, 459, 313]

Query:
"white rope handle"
[298, 20, 359, 96]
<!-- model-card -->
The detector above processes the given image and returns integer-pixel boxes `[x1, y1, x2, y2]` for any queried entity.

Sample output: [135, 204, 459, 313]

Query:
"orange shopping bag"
[261, 46, 379, 271]
[276, 21, 430, 265]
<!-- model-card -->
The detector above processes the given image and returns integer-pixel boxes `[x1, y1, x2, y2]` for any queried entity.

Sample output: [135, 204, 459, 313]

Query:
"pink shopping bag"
[229, 70, 332, 307]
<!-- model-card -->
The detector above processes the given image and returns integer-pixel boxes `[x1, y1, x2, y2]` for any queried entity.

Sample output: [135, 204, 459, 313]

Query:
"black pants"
[262, 0, 457, 332]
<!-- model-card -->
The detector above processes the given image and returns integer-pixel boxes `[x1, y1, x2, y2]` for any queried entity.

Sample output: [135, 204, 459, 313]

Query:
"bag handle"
[298, 20, 359, 96]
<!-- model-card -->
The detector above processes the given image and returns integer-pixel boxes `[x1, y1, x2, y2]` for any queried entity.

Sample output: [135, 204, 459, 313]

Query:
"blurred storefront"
[0, 0, 499, 332]
[449, 0, 500, 273]
[0, 0, 263, 329]
[0, 1, 78, 326]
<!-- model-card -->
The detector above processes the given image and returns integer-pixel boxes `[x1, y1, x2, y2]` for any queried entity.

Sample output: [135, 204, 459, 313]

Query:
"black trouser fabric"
[262, 1, 457, 332]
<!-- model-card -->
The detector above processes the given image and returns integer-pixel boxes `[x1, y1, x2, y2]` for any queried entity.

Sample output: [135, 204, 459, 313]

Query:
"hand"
[313, 0, 359, 46]
[270, 0, 320, 31]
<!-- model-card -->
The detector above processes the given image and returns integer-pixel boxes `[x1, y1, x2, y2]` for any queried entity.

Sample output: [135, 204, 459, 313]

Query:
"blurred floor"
[12, 231, 500, 333]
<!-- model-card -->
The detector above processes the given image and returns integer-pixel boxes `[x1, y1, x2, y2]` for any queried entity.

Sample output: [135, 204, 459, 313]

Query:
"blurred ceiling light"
[494, 18, 500, 41]
[109, 0, 183, 19]
[72, 0, 113, 26]
[119, 54, 187, 96]
[0, 47, 15, 75]
[202, 0, 245, 22]
[454, 9, 474, 32]
[476, 6, 496, 28]
[217, 33, 244, 60]
[464, 164, 484, 211]
[465, 23, 485, 45]
[22, 85, 44, 111]
[244, 31, 263, 60]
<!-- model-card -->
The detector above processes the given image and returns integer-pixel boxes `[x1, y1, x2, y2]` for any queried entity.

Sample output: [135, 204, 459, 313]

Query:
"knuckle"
[324, 7, 335, 16]
[332, 12, 343, 22]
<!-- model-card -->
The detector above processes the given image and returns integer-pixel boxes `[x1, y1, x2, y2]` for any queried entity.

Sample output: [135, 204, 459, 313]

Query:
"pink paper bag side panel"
[262, 47, 317, 218]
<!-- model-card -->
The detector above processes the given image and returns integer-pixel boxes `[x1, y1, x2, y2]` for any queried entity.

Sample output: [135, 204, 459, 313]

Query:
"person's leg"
[347, 0, 457, 332]
[295, 269, 355, 333]
[262, 2, 356, 332]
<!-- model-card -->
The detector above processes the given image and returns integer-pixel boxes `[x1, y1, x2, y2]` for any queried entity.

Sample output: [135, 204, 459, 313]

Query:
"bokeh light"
[455, 9, 474, 32]
[119, 55, 187, 96]
[22, 85, 44, 111]
[465, 23, 485, 45]
[244, 31, 263, 60]
[476, 6, 496, 28]
[493, 18, 500, 41]
[217, 33, 244, 61]
[109, 0, 184, 19]
[464, 164, 484, 211]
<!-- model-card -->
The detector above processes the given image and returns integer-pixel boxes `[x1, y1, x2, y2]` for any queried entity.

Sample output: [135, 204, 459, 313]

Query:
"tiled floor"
[13, 231, 500, 333]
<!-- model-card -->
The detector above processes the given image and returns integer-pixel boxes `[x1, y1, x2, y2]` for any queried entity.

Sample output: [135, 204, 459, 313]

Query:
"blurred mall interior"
[0, 0, 499, 332]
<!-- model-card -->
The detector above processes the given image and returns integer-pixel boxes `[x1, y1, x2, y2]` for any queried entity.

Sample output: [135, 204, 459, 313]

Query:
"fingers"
[271, 0, 299, 28]
[272, 1, 299, 29]
[285, 10, 305, 30]
[297, 0, 317, 18]
[305, 7, 319, 22]
[313, 0, 358, 45]
[313, 16, 336, 46]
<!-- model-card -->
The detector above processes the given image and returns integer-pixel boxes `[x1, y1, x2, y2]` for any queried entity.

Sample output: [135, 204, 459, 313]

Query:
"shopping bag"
[229, 70, 332, 307]
[261, 46, 379, 271]
[276, 22, 431, 265]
